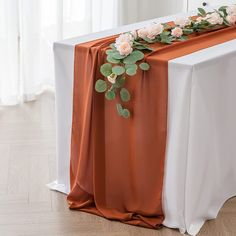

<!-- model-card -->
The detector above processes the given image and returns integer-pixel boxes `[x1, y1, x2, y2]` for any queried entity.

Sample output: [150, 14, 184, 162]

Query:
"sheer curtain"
[0, 0, 181, 105]
[0, 0, 119, 105]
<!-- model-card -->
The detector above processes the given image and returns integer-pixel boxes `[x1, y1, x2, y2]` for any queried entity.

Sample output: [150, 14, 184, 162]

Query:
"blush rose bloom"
[137, 28, 149, 39]
[146, 23, 164, 40]
[115, 33, 133, 47]
[115, 33, 133, 56]
[205, 12, 223, 25]
[226, 14, 236, 25]
[107, 73, 117, 84]
[171, 27, 183, 38]
[174, 17, 191, 28]
[226, 4, 236, 16]
[117, 41, 133, 56]
[196, 16, 204, 23]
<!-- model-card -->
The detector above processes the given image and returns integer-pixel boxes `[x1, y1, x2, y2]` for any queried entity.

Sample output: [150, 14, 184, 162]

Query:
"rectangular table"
[49, 10, 236, 236]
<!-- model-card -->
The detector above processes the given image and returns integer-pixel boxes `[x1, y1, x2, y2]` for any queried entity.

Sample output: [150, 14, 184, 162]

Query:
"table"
[48, 11, 236, 236]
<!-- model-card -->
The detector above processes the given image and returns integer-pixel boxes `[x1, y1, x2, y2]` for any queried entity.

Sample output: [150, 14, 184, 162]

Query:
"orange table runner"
[67, 25, 236, 228]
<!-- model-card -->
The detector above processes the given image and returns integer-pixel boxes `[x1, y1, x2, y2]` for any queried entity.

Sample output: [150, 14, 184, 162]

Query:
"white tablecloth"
[49, 11, 236, 236]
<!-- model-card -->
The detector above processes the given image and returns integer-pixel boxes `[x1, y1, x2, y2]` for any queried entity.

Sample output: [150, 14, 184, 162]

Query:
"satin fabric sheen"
[67, 25, 236, 228]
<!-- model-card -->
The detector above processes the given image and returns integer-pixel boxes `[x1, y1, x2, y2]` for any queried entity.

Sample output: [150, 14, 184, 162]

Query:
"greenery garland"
[95, 5, 236, 118]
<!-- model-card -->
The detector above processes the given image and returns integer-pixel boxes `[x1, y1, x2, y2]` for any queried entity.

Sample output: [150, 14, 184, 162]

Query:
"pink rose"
[146, 23, 164, 40]
[175, 17, 191, 28]
[115, 33, 133, 56]
[196, 16, 204, 23]
[117, 41, 133, 56]
[115, 33, 133, 47]
[137, 28, 149, 39]
[171, 27, 183, 38]
[226, 14, 236, 25]
[205, 12, 223, 25]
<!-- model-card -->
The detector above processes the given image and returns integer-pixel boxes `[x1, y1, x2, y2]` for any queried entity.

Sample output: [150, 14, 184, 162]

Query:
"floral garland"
[95, 5, 236, 118]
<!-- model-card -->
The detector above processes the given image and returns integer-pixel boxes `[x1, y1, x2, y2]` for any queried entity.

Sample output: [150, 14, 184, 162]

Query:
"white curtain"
[0, 0, 182, 106]
[0, 0, 119, 105]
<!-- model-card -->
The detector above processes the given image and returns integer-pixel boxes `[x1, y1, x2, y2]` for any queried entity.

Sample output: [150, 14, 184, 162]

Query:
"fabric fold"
[67, 25, 236, 228]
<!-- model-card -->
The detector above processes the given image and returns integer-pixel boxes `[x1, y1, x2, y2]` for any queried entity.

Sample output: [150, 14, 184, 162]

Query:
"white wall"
[188, 0, 236, 10]
[118, 0, 185, 25]
[117, 0, 236, 27]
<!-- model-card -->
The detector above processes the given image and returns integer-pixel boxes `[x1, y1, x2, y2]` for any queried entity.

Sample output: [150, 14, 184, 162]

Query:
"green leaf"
[134, 45, 153, 51]
[198, 7, 206, 16]
[111, 51, 127, 59]
[183, 28, 194, 35]
[125, 64, 138, 70]
[107, 55, 120, 64]
[122, 109, 131, 118]
[114, 76, 126, 88]
[116, 103, 123, 116]
[95, 79, 107, 93]
[106, 49, 116, 55]
[112, 66, 125, 75]
[143, 37, 156, 43]
[110, 43, 116, 49]
[218, 6, 227, 11]
[105, 90, 115, 100]
[100, 63, 112, 77]
[139, 62, 150, 71]
[161, 31, 171, 36]
[178, 36, 188, 41]
[160, 34, 173, 44]
[120, 88, 130, 102]
[116, 103, 131, 118]
[131, 50, 145, 60]
[126, 68, 137, 76]
[125, 64, 138, 76]
[123, 50, 144, 64]
[134, 45, 147, 50]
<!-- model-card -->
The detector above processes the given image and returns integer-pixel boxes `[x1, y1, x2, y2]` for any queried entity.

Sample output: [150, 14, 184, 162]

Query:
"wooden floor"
[0, 91, 235, 236]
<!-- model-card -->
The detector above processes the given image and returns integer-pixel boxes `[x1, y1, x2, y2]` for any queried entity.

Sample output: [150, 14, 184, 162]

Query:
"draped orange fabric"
[67, 25, 236, 228]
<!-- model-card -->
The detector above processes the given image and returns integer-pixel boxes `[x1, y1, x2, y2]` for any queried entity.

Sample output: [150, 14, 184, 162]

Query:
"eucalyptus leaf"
[125, 64, 138, 76]
[131, 50, 145, 60]
[106, 49, 116, 55]
[134, 45, 147, 50]
[114, 76, 126, 88]
[107, 55, 120, 64]
[110, 43, 116, 49]
[105, 90, 116, 100]
[116, 103, 123, 116]
[134, 45, 153, 51]
[161, 31, 171, 36]
[95, 79, 107, 93]
[126, 68, 137, 76]
[198, 7, 206, 16]
[139, 62, 150, 71]
[100, 63, 112, 77]
[123, 50, 144, 64]
[178, 36, 188, 41]
[122, 109, 131, 118]
[143, 37, 156, 43]
[161, 37, 172, 44]
[183, 28, 194, 35]
[120, 88, 130, 102]
[112, 66, 125, 75]
[125, 64, 138, 70]
[111, 51, 127, 59]
[218, 6, 227, 11]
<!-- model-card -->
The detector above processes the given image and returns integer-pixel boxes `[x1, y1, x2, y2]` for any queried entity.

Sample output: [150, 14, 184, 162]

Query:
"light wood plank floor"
[0, 91, 235, 236]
